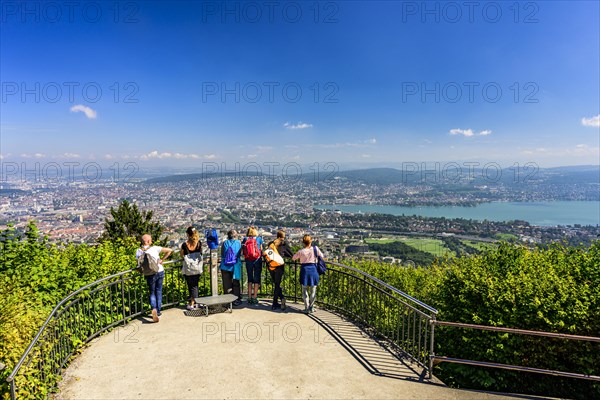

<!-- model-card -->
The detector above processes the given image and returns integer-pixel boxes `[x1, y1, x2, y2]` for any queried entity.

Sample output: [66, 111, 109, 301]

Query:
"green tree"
[99, 200, 164, 244]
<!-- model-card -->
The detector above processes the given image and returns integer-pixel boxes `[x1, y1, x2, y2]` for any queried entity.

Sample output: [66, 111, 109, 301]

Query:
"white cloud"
[449, 128, 492, 137]
[70, 105, 97, 119]
[61, 153, 81, 158]
[256, 146, 273, 152]
[362, 138, 377, 144]
[581, 114, 600, 127]
[140, 150, 208, 160]
[361, 154, 371, 158]
[449, 128, 475, 137]
[174, 153, 200, 159]
[284, 122, 313, 130]
[104, 154, 114, 159]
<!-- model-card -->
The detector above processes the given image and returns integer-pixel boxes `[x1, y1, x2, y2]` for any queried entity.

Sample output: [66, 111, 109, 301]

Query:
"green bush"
[0, 223, 139, 399]
[352, 241, 600, 399]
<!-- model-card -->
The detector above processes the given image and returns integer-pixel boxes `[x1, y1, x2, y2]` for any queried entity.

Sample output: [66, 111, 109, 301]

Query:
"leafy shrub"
[353, 241, 600, 399]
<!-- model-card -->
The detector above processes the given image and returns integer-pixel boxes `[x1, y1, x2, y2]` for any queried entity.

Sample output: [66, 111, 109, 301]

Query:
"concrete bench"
[194, 294, 239, 316]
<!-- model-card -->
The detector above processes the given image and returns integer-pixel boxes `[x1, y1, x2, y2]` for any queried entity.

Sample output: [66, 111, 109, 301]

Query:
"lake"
[315, 201, 600, 227]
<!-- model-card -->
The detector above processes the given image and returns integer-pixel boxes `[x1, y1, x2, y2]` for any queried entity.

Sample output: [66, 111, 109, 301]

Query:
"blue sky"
[1, 0, 599, 170]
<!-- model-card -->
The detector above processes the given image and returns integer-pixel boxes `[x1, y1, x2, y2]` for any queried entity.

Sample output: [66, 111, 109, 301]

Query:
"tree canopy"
[99, 200, 164, 244]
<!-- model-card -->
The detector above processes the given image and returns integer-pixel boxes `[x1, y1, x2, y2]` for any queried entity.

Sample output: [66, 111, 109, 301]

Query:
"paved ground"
[56, 301, 543, 400]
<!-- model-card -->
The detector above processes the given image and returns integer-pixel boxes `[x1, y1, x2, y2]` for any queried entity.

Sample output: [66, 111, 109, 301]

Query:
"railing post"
[294, 261, 298, 303]
[429, 317, 436, 380]
[210, 249, 219, 296]
[121, 275, 127, 326]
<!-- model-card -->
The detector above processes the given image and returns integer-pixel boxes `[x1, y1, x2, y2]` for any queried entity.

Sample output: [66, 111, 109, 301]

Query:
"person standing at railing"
[292, 234, 324, 314]
[242, 227, 264, 305]
[136, 234, 173, 323]
[180, 226, 203, 311]
[220, 229, 243, 306]
[265, 230, 294, 310]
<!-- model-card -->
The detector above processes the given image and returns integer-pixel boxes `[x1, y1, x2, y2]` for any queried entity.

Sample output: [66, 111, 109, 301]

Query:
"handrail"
[6, 260, 178, 383]
[432, 320, 600, 382]
[327, 261, 439, 314]
[432, 357, 600, 382]
[6, 257, 439, 398]
[434, 321, 600, 342]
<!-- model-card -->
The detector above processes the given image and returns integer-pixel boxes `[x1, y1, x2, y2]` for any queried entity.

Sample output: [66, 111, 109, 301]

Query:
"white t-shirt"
[136, 245, 165, 273]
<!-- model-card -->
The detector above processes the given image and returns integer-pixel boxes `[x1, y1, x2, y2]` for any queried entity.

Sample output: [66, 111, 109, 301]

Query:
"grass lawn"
[401, 238, 454, 257]
[366, 237, 453, 257]
[495, 233, 519, 241]
[461, 240, 497, 252]
[364, 238, 397, 244]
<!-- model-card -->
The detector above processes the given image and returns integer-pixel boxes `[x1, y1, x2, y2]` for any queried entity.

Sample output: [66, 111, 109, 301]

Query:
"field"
[366, 237, 454, 257]
[460, 240, 497, 252]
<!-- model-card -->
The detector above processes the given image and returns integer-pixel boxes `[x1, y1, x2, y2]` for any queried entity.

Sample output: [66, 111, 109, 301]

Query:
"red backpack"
[243, 237, 261, 261]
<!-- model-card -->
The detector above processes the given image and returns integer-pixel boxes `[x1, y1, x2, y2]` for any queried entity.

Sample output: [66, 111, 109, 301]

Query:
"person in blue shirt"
[242, 227, 263, 304]
[220, 230, 242, 306]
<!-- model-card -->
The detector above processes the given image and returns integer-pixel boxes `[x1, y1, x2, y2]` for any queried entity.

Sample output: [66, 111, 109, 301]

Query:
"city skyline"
[1, 1, 599, 168]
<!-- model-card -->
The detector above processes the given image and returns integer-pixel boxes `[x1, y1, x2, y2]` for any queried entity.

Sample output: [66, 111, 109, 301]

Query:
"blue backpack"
[224, 242, 238, 266]
[206, 229, 219, 250]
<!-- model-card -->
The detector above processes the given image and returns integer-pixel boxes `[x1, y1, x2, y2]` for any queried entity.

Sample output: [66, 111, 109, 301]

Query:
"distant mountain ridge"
[145, 165, 600, 186]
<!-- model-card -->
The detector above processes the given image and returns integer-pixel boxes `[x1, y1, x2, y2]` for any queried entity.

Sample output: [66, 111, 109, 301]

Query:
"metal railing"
[5, 261, 196, 399]
[431, 320, 600, 382]
[258, 260, 439, 373]
[6, 256, 600, 399]
[5, 258, 439, 399]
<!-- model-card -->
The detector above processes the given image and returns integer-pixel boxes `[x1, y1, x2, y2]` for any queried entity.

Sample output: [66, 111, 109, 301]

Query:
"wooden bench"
[194, 294, 239, 316]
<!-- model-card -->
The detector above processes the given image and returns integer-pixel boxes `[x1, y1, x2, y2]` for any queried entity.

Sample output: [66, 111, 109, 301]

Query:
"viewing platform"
[8, 259, 595, 399]
[56, 302, 522, 400]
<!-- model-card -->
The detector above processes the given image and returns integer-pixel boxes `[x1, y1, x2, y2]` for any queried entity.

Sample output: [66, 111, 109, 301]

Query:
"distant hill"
[0, 188, 28, 196]
[144, 171, 264, 184]
[329, 168, 406, 185]
[145, 165, 600, 186]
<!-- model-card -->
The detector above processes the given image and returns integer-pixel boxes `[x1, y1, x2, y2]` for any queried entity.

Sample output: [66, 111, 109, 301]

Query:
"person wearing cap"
[136, 234, 173, 322]
[180, 226, 203, 310]
[220, 229, 242, 306]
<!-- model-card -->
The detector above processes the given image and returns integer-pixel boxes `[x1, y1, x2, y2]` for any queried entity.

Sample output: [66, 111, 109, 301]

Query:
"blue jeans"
[145, 271, 164, 312]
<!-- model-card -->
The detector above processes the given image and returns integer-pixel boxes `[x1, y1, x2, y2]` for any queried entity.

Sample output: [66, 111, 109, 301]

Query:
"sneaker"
[303, 308, 309, 314]
[281, 297, 287, 310]
[158, 311, 162, 317]
[151, 308, 159, 322]
[233, 299, 242, 306]
[272, 303, 281, 310]
[186, 304, 194, 311]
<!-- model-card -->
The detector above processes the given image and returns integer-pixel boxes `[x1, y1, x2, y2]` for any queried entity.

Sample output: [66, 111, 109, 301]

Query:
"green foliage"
[99, 200, 164, 244]
[3, 219, 599, 399]
[352, 241, 600, 399]
[0, 222, 140, 399]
